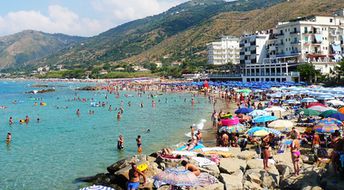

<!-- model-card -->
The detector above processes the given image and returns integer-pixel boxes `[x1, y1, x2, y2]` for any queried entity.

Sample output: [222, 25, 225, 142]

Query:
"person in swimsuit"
[9, 117, 13, 125]
[221, 133, 229, 147]
[330, 130, 343, 173]
[6, 132, 12, 144]
[181, 160, 200, 176]
[313, 132, 320, 157]
[136, 135, 142, 153]
[25, 115, 30, 124]
[262, 133, 272, 170]
[290, 133, 301, 175]
[76, 109, 80, 117]
[117, 135, 124, 150]
[127, 163, 146, 190]
[196, 129, 202, 143]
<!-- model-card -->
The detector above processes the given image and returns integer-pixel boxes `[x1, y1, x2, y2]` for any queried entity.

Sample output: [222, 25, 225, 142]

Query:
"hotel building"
[207, 36, 241, 65]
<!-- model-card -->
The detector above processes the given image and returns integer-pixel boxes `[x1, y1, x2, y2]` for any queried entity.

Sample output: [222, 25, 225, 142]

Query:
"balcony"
[291, 40, 300, 45]
[290, 31, 300, 35]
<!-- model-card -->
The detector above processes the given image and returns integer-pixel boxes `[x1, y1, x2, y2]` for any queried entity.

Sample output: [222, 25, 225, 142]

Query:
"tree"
[335, 59, 344, 82]
[297, 63, 320, 83]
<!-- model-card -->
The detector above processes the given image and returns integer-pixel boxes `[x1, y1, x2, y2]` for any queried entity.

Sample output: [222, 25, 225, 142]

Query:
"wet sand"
[202, 95, 237, 146]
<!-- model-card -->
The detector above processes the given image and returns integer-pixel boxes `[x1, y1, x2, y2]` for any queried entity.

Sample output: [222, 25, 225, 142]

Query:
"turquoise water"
[0, 81, 213, 190]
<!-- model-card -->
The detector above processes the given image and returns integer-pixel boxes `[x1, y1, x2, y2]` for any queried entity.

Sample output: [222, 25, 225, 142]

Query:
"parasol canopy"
[218, 124, 246, 134]
[297, 109, 320, 116]
[253, 115, 277, 123]
[317, 118, 343, 126]
[327, 113, 344, 121]
[235, 107, 253, 114]
[308, 106, 335, 112]
[327, 99, 344, 107]
[153, 168, 199, 187]
[319, 110, 339, 118]
[301, 98, 318, 103]
[79, 185, 115, 190]
[307, 102, 326, 108]
[247, 127, 281, 137]
[248, 110, 270, 118]
[314, 123, 339, 133]
[264, 106, 286, 112]
[338, 107, 344, 114]
[268, 120, 294, 130]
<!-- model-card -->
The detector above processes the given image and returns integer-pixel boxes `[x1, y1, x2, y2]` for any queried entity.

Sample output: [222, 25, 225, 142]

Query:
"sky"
[0, 0, 188, 37]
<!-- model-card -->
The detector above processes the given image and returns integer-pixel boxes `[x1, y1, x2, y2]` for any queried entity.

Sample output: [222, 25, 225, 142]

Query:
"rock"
[243, 181, 261, 190]
[199, 182, 225, 190]
[107, 159, 130, 174]
[246, 159, 263, 170]
[302, 186, 323, 190]
[244, 169, 280, 189]
[201, 164, 220, 178]
[219, 170, 244, 190]
[237, 151, 257, 160]
[146, 156, 156, 163]
[229, 147, 242, 156]
[219, 158, 246, 174]
[280, 164, 321, 190]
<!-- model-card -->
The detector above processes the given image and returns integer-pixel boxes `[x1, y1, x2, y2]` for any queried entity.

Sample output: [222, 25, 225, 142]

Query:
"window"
[330, 19, 333, 23]
[304, 27, 308, 33]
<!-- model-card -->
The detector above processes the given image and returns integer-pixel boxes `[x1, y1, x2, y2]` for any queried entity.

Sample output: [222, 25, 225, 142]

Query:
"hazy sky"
[0, 0, 188, 37]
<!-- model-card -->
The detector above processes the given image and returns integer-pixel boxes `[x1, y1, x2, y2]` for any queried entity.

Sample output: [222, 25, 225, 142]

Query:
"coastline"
[202, 94, 236, 147]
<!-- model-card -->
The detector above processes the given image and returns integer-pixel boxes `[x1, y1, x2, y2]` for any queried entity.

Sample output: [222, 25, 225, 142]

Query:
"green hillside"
[33, 0, 284, 68]
[0, 30, 84, 69]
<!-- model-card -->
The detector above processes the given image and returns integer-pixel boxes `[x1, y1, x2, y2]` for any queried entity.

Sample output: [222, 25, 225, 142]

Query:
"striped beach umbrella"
[328, 113, 344, 121]
[218, 124, 246, 134]
[317, 118, 343, 126]
[308, 106, 335, 113]
[301, 98, 318, 103]
[80, 185, 115, 190]
[314, 123, 339, 133]
[154, 168, 199, 187]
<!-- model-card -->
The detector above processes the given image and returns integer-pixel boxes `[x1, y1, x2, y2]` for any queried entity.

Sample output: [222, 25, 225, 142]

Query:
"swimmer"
[140, 102, 144, 108]
[117, 111, 121, 120]
[6, 132, 11, 144]
[9, 117, 13, 125]
[37, 118, 40, 123]
[76, 109, 80, 116]
[146, 129, 151, 133]
[108, 105, 112, 111]
[25, 115, 30, 124]
[128, 101, 131, 107]
[152, 100, 156, 108]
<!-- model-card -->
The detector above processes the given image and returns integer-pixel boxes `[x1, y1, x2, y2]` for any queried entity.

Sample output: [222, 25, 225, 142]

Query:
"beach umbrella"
[339, 107, 344, 114]
[319, 110, 339, 118]
[308, 106, 335, 113]
[328, 113, 344, 121]
[284, 99, 299, 104]
[247, 127, 281, 137]
[80, 185, 115, 190]
[153, 168, 199, 187]
[307, 102, 326, 108]
[235, 107, 253, 114]
[236, 89, 252, 94]
[268, 120, 294, 130]
[297, 109, 320, 116]
[220, 117, 239, 126]
[316, 95, 335, 101]
[317, 118, 343, 126]
[264, 106, 286, 112]
[301, 98, 318, 103]
[248, 110, 270, 118]
[218, 124, 246, 134]
[327, 100, 344, 107]
[253, 115, 277, 123]
[314, 123, 339, 133]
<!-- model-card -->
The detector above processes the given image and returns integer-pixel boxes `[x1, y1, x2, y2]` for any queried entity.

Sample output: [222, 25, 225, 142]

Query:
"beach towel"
[202, 151, 233, 158]
[171, 151, 197, 156]
[200, 147, 230, 152]
[192, 157, 216, 167]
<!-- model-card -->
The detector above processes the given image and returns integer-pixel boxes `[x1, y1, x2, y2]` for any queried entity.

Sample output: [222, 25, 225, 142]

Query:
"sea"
[0, 80, 213, 190]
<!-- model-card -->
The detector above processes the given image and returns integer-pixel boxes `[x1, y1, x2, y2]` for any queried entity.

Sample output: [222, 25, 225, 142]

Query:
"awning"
[315, 34, 322, 42]
[332, 44, 342, 52]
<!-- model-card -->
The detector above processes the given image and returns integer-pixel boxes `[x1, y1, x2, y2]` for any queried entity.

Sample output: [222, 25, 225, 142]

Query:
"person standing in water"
[136, 135, 142, 153]
[9, 117, 13, 125]
[117, 135, 124, 150]
[76, 109, 80, 117]
[152, 100, 156, 108]
[25, 115, 30, 124]
[117, 111, 121, 120]
[6, 132, 11, 144]
[140, 102, 144, 108]
[191, 98, 195, 106]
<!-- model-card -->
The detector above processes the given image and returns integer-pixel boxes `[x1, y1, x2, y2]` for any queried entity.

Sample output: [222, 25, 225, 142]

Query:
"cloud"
[0, 0, 188, 37]
[0, 5, 111, 37]
[91, 0, 187, 23]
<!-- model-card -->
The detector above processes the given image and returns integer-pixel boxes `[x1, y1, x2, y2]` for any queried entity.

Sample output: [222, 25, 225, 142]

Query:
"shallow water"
[0, 81, 213, 190]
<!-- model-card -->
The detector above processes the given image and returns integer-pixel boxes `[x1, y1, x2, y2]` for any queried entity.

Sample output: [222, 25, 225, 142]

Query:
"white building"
[207, 36, 240, 65]
[273, 15, 344, 74]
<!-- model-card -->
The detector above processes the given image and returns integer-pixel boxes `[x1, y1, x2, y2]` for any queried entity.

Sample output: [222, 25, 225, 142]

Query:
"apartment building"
[207, 36, 240, 65]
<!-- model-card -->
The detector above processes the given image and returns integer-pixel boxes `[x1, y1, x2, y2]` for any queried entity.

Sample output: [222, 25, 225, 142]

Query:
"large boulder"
[280, 164, 321, 189]
[219, 170, 244, 190]
[237, 151, 257, 160]
[201, 164, 220, 178]
[219, 158, 246, 174]
[244, 169, 279, 189]
[107, 159, 130, 174]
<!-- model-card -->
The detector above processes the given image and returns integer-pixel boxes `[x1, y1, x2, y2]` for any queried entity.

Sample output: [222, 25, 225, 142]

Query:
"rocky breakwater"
[76, 148, 330, 190]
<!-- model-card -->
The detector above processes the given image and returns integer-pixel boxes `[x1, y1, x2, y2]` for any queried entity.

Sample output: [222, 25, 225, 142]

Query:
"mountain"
[33, 0, 284, 68]
[0, 30, 84, 70]
[125, 0, 344, 64]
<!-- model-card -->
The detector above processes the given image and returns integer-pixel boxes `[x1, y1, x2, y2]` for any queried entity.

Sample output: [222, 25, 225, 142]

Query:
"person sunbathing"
[181, 160, 200, 176]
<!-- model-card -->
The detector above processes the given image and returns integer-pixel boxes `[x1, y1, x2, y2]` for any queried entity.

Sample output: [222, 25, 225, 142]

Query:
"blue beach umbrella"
[247, 127, 281, 136]
[253, 115, 277, 123]
[328, 113, 344, 121]
[248, 110, 270, 118]
[301, 98, 318, 103]
[235, 107, 253, 114]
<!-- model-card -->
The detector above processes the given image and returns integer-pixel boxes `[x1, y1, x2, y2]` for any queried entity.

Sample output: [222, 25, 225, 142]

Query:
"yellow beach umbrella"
[253, 130, 269, 137]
